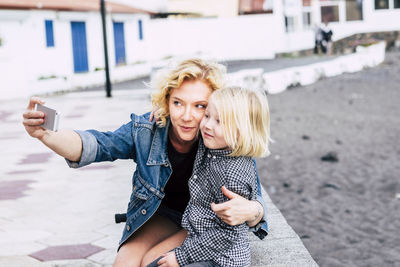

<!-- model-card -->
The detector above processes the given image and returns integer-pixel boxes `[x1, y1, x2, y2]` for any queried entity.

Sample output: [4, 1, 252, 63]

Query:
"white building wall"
[1, 1, 400, 99]
[112, 13, 149, 64]
[0, 9, 151, 99]
[310, 0, 400, 41]
[147, 14, 282, 61]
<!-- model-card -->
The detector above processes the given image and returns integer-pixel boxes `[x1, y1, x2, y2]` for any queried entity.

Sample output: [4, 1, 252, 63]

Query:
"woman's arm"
[22, 97, 83, 162]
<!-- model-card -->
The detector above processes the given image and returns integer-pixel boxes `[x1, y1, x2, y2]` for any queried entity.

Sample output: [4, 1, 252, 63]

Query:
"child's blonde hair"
[151, 58, 226, 127]
[210, 87, 271, 157]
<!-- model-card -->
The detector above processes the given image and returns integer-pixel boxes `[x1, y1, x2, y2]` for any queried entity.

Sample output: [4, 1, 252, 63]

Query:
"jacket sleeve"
[66, 115, 137, 168]
[249, 160, 269, 239]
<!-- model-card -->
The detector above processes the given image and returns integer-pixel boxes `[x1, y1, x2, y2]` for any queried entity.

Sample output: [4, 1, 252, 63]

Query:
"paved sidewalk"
[0, 89, 317, 266]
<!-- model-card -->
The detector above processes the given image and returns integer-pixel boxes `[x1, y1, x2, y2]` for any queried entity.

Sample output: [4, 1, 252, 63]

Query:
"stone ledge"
[250, 188, 318, 267]
[227, 41, 386, 95]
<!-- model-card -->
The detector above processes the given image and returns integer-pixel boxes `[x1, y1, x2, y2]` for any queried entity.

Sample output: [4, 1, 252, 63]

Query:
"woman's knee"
[113, 236, 148, 267]
[113, 215, 181, 267]
[113, 244, 145, 267]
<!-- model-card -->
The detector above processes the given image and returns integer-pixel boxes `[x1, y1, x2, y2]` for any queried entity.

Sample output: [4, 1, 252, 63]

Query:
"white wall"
[146, 14, 282, 61]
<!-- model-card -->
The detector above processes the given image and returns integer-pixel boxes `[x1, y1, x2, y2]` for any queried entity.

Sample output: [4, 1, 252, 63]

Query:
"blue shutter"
[138, 19, 143, 40]
[71, 22, 89, 73]
[113, 22, 126, 65]
[45, 20, 54, 47]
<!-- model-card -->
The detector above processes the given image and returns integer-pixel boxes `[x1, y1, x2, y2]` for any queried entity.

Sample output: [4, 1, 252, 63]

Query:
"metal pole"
[100, 0, 112, 97]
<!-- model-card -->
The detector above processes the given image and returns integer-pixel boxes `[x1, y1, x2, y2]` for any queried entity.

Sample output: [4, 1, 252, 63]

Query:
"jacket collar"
[147, 119, 170, 166]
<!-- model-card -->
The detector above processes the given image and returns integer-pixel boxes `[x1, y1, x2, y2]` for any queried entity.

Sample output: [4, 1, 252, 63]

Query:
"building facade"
[0, 0, 151, 98]
[0, 0, 399, 99]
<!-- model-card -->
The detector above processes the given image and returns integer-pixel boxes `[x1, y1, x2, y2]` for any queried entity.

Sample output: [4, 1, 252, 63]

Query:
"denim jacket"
[67, 112, 268, 248]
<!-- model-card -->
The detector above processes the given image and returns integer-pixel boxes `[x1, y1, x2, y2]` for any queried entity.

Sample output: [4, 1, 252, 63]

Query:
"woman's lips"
[180, 125, 195, 132]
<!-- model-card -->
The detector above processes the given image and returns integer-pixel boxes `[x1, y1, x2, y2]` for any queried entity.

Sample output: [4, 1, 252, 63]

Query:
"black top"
[163, 138, 198, 213]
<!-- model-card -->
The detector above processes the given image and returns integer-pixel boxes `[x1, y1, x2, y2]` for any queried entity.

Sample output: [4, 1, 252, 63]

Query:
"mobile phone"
[35, 103, 60, 132]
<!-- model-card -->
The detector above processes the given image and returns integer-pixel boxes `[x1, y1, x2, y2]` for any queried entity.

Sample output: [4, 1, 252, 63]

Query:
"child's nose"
[204, 119, 213, 129]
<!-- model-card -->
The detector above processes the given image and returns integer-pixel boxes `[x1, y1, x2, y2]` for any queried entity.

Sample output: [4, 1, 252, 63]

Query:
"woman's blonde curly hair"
[151, 58, 226, 127]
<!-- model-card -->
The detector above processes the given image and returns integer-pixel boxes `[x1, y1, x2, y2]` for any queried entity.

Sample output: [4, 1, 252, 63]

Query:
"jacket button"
[126, 225, 131, 231]
[207, 154, 211, 158]
[141, 209, 147, 215]
[212, 155, 216, 159]
[164, 163, 169, 167]
[193, 175, 197, 179]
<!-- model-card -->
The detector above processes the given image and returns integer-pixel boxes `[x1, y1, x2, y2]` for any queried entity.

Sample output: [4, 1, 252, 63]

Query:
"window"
[395, 0, 400, 8]
[138, 19, 143, 40]
[375, 0, 389, 9]
[302, 12, 312, 29]
[321, 5, 339, 22]
[45, 20, 54, 47]
[346, 0, 363, 21]
[285, 16, 295, 32]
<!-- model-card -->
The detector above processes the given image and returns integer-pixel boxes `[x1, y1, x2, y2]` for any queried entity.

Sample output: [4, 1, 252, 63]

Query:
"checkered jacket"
[174, 139, 258, 267]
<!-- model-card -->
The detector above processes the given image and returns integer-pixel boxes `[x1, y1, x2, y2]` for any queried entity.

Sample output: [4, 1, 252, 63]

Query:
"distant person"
[314, 23, 326, 54]
[22, 58, 269, 267]
[321, 21, 333, 55]
[146, 87, 271, 267]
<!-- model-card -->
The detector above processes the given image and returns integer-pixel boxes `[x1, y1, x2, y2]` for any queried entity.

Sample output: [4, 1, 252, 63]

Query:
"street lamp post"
[100, 0, 112, 97]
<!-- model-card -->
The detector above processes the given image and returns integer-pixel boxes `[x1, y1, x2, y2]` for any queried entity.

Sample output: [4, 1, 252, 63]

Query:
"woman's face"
[168, 80, 213, 145]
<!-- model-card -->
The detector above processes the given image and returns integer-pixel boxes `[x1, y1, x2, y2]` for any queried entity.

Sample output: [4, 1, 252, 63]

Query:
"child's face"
[200, 100, 229, 150]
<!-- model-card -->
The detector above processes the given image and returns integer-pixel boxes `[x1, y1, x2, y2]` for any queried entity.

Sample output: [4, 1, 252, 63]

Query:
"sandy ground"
[255, 49, 400, 267]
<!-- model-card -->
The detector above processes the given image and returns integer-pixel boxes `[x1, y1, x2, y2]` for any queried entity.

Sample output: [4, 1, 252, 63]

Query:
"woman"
[22, 59, 268, 267]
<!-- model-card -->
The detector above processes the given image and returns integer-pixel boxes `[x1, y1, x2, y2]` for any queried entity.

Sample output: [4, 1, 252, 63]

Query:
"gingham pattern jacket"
[174, 139, 257, 267]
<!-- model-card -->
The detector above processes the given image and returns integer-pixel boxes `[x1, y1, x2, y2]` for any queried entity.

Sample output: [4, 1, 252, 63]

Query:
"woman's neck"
[168, 128, 198, 153]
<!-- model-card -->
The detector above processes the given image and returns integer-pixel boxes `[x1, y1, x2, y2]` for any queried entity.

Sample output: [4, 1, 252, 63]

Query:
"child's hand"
[211, 186, 262, 226]
[149, 105, 160, 122]
[157, 251, 179, 267]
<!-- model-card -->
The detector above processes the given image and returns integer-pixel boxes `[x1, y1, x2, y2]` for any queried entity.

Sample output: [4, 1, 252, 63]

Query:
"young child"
[151, 86, 271, 267]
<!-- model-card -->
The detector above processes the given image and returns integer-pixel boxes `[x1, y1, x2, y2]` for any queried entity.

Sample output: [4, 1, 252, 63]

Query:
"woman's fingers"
[22, 110, 45, 127]
[23, 118, 44, 126]
[22, 110, 44, 120]
[27, 97, 45, 110]
[157, 256, 166, 265]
